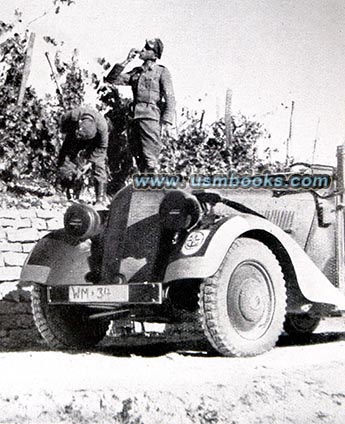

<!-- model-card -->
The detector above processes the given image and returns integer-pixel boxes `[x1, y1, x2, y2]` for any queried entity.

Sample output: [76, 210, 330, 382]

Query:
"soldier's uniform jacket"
[58, 106, 109, 167]
[106, 63, 175, 125]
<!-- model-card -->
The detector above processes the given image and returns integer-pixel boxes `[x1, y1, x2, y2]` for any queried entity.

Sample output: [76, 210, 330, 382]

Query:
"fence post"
[17, 32, 36, 107]
[225, 88, 232, 148]
[285, 100, 295, 166]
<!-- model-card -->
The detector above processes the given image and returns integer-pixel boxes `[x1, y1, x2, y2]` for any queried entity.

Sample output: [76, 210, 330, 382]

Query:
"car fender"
[164, 214, 345, 310]
[20, 230, 91, 287]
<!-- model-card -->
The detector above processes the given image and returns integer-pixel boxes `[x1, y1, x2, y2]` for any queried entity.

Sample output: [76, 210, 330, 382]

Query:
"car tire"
[284, 313, 321, 337]
[199, 237, 287, 357]
[31, 284, 109, 349]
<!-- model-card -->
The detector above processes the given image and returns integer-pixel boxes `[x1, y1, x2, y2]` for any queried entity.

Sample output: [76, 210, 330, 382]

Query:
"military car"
[19, 147, 345, 357]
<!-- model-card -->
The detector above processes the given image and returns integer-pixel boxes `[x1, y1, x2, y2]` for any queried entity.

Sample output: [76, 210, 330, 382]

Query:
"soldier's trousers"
[89, 150, 108, 184]
[128, 119, 161, 172]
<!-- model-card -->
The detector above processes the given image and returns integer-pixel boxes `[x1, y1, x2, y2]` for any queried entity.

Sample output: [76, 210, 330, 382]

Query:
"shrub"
[159, 112, 283, 177]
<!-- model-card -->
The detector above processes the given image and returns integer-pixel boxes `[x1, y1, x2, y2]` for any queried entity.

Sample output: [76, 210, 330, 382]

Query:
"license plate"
[68, 285, 128, 303]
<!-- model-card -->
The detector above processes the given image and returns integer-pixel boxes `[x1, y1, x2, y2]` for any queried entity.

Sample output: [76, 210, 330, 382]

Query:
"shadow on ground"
[96, 336, 214, 357]
[94, 329, 345, 358]
[278, 331, 345, 348]
[3, 331, 345, 358]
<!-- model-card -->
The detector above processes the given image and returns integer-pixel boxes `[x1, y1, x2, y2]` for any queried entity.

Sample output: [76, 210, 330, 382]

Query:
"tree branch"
[26, 8, 54, 28]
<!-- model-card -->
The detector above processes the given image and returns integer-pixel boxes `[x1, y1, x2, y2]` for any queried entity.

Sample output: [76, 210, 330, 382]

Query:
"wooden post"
[336, 145, 345, 294]
[44, 52, 65, 108]
[17, 32, 36, 107]
[216, 96, 220, 121]
[199, 110, 205, 129]
[225, 88, 232, 148]
[285, 100, 295, 166]
[312, 118, 320, 165]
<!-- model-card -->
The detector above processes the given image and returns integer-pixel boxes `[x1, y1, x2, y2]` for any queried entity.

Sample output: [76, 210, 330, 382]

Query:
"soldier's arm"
[160, 67, 176, 125]
[105, 64, 131, 85]
[105, 48, 139, 85]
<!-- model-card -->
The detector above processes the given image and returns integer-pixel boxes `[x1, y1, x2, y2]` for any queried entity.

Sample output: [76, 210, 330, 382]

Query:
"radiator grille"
[263, 209, 295, 233]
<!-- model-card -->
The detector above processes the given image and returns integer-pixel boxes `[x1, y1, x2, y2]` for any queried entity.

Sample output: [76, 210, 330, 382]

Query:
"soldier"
[105, 38, 175, 173]
[57, 105, 109, 207]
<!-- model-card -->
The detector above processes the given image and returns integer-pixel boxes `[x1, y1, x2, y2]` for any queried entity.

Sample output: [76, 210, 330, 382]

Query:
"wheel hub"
[227, 261, 275, 340]
[238, 279, 265, 322]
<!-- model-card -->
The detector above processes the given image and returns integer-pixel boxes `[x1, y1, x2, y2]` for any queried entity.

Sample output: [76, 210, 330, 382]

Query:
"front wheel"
[199, 238, 287, 357]
[31, 284, 109, 350]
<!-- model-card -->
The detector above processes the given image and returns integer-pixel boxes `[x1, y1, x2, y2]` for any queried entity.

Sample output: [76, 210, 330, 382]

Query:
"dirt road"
[0, 319, 345, 424]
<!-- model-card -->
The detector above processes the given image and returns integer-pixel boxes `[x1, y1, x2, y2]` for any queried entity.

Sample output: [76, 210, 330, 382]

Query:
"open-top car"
[20, 147, 345, 357]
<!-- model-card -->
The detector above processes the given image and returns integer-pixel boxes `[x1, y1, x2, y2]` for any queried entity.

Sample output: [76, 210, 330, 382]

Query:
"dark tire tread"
[198, 238, 287, 357]
[31, 284, 108, 350]
[284, 313, 320, 337]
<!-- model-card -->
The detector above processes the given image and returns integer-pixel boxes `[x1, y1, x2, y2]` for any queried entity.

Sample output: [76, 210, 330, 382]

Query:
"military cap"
[145, 38, 164, 59]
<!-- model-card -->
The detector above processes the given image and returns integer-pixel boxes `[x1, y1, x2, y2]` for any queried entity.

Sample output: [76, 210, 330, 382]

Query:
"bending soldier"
[105, 38, 175, 173]
[57, 105, 108, 207]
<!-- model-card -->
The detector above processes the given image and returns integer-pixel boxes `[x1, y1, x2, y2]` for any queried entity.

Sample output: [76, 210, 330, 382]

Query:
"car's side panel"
[164, 215, 345, 310]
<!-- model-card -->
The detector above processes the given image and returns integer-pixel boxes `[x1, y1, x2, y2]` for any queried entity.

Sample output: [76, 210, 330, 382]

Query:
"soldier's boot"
[94, 181, 109, 210]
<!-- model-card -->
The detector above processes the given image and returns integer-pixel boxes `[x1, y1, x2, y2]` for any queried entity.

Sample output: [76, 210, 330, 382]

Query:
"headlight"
[64, 203, 101, 239]
[159, 190, 201, 231]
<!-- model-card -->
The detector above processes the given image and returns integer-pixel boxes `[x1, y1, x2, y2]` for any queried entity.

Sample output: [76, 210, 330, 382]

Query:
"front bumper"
[47, 282, 163, 305]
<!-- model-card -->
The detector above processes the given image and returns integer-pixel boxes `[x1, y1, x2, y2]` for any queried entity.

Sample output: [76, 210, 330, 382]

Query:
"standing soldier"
[105, 38, 175, 173]
[57, 105, 109, 207]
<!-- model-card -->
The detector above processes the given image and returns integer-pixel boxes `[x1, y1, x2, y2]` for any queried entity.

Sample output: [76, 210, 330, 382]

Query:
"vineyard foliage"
[0, 9, 281, 196]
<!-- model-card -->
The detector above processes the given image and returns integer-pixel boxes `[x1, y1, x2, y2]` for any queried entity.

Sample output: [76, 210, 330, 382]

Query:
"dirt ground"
[0, 318, 345, 424]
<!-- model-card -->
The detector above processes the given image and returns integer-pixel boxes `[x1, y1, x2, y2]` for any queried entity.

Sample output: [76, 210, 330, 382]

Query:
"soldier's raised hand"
[127, 48, 140, 61]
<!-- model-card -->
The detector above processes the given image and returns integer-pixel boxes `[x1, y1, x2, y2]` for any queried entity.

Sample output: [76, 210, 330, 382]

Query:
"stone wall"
[0, 206, 65, 350]
[0, 289, 44, 350]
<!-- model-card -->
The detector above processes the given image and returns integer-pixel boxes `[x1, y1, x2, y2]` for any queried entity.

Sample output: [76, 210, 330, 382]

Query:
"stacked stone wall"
[0, 206, 65, 350]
